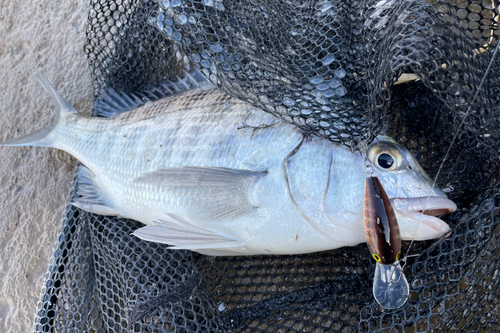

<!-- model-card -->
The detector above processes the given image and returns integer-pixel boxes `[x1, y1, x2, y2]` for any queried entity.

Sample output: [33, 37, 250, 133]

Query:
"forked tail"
[0, 71, 78, 148]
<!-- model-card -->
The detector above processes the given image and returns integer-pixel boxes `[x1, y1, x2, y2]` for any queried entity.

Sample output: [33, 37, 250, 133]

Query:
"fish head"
[366, 136, 456, 241]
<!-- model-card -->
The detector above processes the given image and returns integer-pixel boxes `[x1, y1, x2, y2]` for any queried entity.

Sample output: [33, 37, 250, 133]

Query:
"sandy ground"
[0, 1, 92, 331]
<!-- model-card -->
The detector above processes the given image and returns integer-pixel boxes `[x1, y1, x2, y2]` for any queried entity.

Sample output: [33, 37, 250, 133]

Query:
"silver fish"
[1, 73, 456, 256]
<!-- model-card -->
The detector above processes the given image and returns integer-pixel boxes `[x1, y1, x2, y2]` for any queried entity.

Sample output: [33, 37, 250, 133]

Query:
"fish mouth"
[390, 197, 457, 236]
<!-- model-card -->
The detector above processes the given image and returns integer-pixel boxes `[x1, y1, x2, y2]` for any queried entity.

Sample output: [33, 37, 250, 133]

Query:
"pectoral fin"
[133, 166, 267, 221]
[133, 214, 244, 249]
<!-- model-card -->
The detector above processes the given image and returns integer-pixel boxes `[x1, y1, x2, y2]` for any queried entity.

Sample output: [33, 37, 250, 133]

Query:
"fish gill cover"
[34, 0, 499, 332]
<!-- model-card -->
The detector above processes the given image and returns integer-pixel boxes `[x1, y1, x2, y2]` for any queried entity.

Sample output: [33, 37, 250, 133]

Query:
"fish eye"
[367, 139, 404, 171]
[396, 251, 401, 261]
[377, 153, 394, 169]
[373, 253, 381, 262]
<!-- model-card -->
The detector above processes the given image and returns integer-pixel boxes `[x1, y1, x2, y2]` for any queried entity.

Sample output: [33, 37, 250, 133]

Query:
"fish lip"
[390, 197, 457, 234]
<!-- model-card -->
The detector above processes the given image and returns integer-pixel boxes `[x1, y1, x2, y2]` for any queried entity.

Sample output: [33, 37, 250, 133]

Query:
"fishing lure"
[364, 176, 409, 309]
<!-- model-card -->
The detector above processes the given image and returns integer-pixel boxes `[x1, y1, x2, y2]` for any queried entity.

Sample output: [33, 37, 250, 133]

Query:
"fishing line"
[402, 38, 500, 265]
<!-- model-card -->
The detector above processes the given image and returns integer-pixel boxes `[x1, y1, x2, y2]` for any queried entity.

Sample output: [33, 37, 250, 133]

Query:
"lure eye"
[373, 254, 381, 262]
[377, 153, 394, 169]
[396, 251, 401, 261]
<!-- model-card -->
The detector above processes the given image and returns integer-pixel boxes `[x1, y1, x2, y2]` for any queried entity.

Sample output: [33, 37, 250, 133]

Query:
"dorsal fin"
[94, 68, 213, 117]
[93, 89, 141, 117]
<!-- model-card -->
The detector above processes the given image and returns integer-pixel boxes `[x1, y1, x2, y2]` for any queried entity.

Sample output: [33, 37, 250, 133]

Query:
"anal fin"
[72, 165, 119, 216]
[133, 214, 244, 250]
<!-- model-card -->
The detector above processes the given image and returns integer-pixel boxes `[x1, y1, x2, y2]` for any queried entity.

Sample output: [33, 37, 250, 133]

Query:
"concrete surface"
[0, 1, 92, 331]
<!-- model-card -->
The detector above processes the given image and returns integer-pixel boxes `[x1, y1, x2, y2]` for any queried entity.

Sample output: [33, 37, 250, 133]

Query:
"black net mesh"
[34, 0, 500, 332]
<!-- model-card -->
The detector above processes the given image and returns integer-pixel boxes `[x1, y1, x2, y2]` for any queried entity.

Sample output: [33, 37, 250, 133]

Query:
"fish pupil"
[378, 153, 394, 169]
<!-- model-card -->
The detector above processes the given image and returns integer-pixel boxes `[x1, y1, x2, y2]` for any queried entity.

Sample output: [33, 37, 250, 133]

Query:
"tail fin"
[0, 71, 78, 147]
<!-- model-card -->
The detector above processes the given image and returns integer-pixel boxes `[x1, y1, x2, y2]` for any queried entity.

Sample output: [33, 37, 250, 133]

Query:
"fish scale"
[0, 73, 456, 255]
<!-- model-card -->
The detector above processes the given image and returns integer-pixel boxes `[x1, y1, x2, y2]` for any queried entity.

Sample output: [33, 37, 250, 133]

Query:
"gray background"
[0, 1, 91, 331]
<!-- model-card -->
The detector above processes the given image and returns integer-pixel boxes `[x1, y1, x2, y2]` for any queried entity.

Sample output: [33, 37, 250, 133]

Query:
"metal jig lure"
[364, 176, 409, 309]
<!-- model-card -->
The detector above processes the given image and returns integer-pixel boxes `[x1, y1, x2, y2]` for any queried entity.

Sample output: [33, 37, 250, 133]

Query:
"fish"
[364, 176, 409, 309]
[0, 73, 457, 256]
